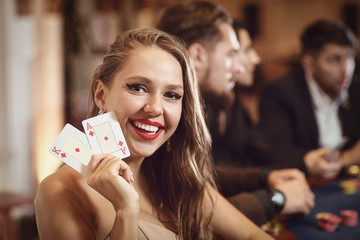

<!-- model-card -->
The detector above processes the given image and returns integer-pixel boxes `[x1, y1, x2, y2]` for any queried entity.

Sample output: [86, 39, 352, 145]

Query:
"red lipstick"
[130, 119, 164, 127]
[129, 119, 164, 140]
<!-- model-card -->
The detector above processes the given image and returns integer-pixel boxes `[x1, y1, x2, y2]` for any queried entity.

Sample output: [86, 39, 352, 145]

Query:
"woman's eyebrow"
[127, 76, 183, 90]
[126, 76, 151, 83]
[167, 84, 184, 91]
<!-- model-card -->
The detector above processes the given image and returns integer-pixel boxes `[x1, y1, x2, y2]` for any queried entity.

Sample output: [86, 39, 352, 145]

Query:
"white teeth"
[133, 121, 159, 133]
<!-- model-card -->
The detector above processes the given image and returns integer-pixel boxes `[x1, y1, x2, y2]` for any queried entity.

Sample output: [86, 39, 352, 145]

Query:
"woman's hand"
[85, 154, 139, 211]
[86, 154, 140, 239]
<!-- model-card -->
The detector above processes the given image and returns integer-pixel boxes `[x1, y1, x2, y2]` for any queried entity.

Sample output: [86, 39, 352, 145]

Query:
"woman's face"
[97, 47, 184, 158]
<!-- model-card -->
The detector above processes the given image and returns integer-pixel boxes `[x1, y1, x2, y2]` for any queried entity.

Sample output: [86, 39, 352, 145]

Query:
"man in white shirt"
[259, 19, 360, 180]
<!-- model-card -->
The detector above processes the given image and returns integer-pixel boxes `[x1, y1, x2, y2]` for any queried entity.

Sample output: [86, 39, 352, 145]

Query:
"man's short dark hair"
[157, 1, 233, 50]
[300, 19, 358, 55]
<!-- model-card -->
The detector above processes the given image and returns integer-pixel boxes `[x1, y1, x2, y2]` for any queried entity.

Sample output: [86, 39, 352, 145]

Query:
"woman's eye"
[126, 83, 147, 93]
[164, 92, 182, 100]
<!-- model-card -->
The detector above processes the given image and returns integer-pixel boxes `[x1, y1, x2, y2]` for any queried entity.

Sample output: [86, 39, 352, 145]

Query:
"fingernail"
[130, 172, 135, 182]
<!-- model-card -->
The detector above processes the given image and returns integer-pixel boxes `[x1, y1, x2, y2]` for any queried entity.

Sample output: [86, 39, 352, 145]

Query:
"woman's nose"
[143, 95, 163, 116]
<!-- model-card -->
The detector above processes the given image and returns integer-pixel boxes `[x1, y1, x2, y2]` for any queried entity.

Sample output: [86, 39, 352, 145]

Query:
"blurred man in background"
[259, 19, 360, 180]
[158, 1, 314, 226]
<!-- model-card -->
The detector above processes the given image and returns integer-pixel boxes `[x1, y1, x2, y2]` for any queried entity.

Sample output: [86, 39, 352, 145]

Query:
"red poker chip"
[318, 221, 337, 232]
[319, 214, 341, 224]
[341, 210, 358, 227]
[343, 219, 357, 227]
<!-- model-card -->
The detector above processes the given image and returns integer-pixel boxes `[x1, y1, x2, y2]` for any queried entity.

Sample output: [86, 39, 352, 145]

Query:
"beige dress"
[105, 220, 178, 240]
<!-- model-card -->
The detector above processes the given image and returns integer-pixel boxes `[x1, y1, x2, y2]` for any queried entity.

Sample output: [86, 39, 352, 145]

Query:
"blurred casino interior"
[0, 0, 359, 239]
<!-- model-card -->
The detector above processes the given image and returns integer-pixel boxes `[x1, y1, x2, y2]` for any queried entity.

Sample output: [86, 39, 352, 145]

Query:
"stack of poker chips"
[316, 210, 359, 232]
[340, 210, 358, 227]
[340, 178, 360, 194]
[316, 213, 341, 232]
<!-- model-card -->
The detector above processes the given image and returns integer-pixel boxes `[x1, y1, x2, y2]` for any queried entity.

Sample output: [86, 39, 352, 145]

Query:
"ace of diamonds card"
[82, 111, 130, 159]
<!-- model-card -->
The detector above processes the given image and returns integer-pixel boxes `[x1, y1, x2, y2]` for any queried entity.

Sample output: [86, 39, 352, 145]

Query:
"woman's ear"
[93, 79, 107, 111]
[187, 43, 208, 70]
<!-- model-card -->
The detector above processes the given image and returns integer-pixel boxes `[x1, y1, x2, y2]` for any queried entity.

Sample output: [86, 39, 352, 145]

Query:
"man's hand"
[267, 168, 306, 187]
[275, 179, 315, 215]
[304, 148, 343, 180]
[268, 168, 315, 215]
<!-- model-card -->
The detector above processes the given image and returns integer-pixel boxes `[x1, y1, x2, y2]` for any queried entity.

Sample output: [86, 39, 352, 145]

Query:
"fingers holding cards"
[86, 154, 138, 206]
[86, 154, 134, 183]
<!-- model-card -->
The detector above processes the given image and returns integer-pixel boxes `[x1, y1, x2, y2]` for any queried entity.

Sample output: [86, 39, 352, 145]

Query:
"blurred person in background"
[259, 19, 360, 180]
[158, 1, 314, 226]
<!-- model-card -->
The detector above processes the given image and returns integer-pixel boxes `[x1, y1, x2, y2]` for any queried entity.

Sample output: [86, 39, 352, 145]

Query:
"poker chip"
[316, 212, 328, 220]
[321, 214, 341, 224]
[340, 210, 358, 227]
[316, 212, 341, 232]
[340, 180, 357, 194]
[316, 212, 341, 224]
[318, 221, 337, 232]
[347, 165, 360, 176]
[316, 210, 359, 232]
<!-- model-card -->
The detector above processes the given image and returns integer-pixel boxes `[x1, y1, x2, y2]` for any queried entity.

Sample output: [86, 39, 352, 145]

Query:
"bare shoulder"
[35, 166, 97, 239]
[35, 165, 84, 207]
[35, 165, 116, 239]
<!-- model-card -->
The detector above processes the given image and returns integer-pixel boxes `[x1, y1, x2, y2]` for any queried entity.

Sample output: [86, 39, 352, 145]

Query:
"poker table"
[279, 177, 360, 240]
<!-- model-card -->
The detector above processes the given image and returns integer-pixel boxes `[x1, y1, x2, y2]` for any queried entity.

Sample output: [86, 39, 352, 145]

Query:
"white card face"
[82, 111, 130, 159]
[93, 122, 119, 153]
[49, 123, 92, 173]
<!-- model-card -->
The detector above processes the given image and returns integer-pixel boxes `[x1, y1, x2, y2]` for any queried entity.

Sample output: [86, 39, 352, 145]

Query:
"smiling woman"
[92, 45, 184, 155]
[34, 28, 273, 240]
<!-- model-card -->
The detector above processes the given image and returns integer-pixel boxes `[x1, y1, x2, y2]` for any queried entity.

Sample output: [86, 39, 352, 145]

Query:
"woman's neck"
[124, 155, 145, 179]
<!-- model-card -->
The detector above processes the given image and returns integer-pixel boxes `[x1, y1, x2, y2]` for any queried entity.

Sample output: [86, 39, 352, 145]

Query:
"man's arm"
[215, 165, 269, 195]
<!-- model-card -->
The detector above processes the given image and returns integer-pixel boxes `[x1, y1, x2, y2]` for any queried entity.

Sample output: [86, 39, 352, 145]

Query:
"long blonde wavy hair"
[88, 28, 216, 239]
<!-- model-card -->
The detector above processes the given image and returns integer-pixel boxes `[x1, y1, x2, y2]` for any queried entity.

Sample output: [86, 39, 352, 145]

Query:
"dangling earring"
[166, 138, 172, 152]
[98, 109, 104, 115]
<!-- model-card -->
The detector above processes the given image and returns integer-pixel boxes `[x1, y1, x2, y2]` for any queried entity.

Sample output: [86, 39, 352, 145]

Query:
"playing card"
[82, 111, 130, 159]
[49, 123, 93, 173]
